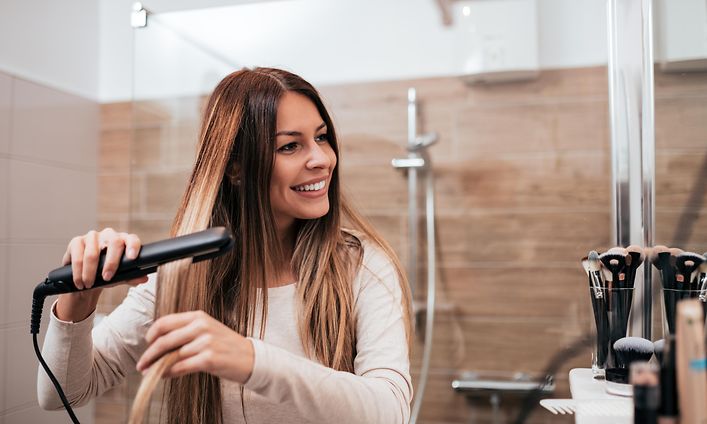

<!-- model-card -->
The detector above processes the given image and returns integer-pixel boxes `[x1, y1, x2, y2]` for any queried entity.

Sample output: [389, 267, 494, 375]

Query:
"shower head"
[408, 132, 439, 152]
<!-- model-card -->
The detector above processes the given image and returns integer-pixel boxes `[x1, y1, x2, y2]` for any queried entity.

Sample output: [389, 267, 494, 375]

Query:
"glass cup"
[660, 287, 707, 336]
[589, 286, 635, 377]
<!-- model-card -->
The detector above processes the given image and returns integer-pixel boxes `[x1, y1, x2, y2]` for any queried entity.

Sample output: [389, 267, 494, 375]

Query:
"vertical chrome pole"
[607, 0, 655, 339]
[407, 88, 418, 297]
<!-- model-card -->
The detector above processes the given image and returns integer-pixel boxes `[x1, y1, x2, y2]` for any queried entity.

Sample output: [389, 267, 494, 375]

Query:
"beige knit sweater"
[37, 241, 412, 423]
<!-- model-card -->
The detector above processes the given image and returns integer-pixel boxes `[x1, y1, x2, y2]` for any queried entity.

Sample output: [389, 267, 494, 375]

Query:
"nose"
[306, 142, 332, 170]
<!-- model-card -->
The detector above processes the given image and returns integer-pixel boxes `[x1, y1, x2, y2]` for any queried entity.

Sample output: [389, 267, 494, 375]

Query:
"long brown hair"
[129, 68, 412, 423]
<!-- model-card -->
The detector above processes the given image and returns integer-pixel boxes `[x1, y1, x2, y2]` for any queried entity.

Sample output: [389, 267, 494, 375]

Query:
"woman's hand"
[136, 310, 255, 384]
[56, 228, 147, 322]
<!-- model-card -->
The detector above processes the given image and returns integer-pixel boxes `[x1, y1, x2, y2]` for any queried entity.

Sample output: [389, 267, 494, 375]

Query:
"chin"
[297, 204, 330, 220]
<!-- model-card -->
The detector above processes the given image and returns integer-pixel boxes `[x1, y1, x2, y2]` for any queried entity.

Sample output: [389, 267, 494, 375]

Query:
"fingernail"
[102, 271, 112, 281]
[127, 248, 137, 259]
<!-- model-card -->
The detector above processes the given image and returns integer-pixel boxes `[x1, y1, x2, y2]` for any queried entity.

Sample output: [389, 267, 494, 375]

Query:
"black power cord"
[31, 286, 81, 424]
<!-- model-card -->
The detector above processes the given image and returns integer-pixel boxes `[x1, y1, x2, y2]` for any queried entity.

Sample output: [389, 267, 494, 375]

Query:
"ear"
[226, 162, 241, 185]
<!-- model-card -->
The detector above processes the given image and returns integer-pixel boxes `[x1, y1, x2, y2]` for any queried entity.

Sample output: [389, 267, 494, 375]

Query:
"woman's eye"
[277, 142, 299, 153]
[315, 133, 329, 143]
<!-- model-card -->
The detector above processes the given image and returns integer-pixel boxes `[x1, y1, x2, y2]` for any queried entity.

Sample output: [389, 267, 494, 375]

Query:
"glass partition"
[117, 1, 616, 423]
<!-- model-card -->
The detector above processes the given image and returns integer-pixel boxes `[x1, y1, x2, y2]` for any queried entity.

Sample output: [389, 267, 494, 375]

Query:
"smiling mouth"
[292, 179, 326, 192]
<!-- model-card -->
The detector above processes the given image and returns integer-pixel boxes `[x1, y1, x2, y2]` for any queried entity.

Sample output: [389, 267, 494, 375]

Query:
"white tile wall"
[8, 161, 96, 242]
[5, 244, 66, 327]
[4, 326, 41, 413]
[10, 78, 97, 168]
[1, 71, 98, 424]
[4, 403, 93, 424]
[0, 73, 10, 155]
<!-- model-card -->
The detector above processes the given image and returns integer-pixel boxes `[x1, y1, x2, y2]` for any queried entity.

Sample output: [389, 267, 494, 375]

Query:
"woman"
[37, 67, 413, 423]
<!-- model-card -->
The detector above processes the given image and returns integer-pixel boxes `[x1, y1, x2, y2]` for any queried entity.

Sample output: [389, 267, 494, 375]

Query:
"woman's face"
[270, 91, 337, 233]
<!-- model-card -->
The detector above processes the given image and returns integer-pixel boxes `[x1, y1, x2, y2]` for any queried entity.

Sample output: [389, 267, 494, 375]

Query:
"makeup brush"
[652, 245, 676, 333]
[600, 250, 630, 349]
[699, 254, 707, 303]
[585, 251, 609, 368]
[675, 252, 703, 300]
[614, 337, 655, 369]
[606, 337, 654, 385]
[624, 245, 644, 319]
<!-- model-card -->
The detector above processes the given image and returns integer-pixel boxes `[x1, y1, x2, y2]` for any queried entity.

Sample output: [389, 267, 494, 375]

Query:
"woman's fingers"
[137, 319, 203, 371]
[69, 236, 86, 289]
[81, 231, 101, 288]
[163, 348, 213, 379]
[123, 233, 142, 259]
[99, 228, 125, 281]
[145, 311, 206, 344]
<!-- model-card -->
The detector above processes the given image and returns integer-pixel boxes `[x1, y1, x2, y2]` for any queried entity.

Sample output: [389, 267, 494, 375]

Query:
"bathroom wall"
[0, 70, 98, 423]
[94, 65, 707, 423]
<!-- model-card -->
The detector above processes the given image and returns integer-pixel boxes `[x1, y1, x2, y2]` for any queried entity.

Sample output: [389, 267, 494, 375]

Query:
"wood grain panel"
[99, 129, 131, 172]
[656, 96, 707, 150]
[100, 102, 132, 131]
[433, 152, 610, 211]
[144, 171, 190, 215]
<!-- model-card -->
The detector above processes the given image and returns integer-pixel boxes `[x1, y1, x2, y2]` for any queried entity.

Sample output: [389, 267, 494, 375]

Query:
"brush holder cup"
[590, 286, 635, 378]
[660, 288, 707, 335]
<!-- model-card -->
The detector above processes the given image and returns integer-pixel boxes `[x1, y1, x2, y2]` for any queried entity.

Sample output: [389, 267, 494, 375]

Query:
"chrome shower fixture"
[408, 132, 439, 152]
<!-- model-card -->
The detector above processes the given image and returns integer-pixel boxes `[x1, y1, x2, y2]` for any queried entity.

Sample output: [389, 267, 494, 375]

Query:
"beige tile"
[0, 329, 5, 414]
[101, 102, 133, 131]
[5, 243, 66, 326]
[129, 219, 172, 244]
[5, 326, 43, 412]
[11, 78, 98, 167]
[98, 174, 130, 216]
[4, 403, 94, 423]
[144, 171, 190, 215]
[0, 158, 8, 240]
[0, 72, 11, 155]
[131, 126, 165, 171]
[9, 161, 96, 241]
[0, 243, 8, 326]
[99, 129, 132, 172]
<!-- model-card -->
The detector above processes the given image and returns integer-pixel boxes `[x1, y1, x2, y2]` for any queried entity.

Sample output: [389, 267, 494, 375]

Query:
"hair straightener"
[30, 227, 235, 424]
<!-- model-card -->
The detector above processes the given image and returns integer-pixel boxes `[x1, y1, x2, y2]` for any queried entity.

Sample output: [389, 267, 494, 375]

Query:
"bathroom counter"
[568, 368, 632, 424]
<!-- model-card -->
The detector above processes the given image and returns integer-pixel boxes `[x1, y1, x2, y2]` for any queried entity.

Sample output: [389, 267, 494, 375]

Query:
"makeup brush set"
[649, 246, 707, 335]
[577, 247, 707, 423]
[581, 246, 645, 379]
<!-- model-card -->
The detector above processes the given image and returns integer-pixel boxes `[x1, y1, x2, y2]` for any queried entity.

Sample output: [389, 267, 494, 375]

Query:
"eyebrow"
[276, 122, 327, 137]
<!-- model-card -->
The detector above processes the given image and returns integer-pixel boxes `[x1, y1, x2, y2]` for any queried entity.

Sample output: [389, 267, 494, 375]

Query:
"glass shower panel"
[652, 0, 707, 337]
[130, 13, 234, 243]
[121, 11, 234, 422]
[122, 2, 613, 423]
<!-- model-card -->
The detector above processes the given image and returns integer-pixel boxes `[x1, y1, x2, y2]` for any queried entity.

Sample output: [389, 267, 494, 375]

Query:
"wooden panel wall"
[94, 66, 707, 423]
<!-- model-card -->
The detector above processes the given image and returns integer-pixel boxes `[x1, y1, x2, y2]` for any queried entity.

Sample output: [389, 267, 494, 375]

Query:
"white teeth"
[294, 180, 325, 192]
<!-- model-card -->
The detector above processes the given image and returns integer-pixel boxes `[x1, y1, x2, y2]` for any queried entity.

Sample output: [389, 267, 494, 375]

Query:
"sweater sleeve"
[37, 275, 156, 410]
[244, 244, 412, 424]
